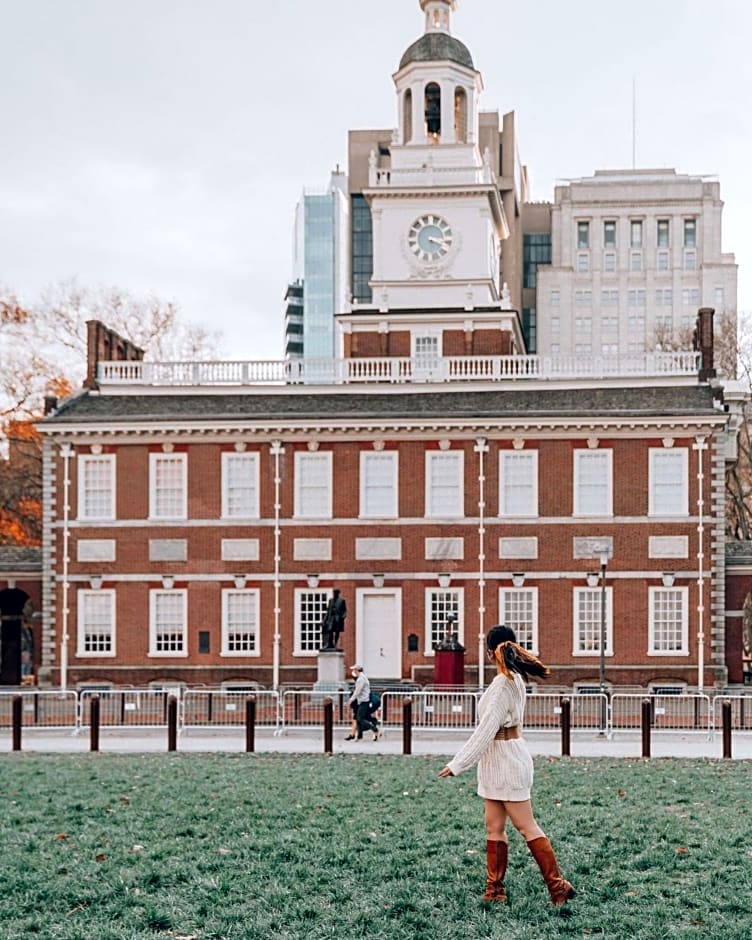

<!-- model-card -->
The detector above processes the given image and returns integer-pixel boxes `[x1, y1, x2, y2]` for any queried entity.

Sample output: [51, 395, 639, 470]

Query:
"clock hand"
[428, 236, 447, 245]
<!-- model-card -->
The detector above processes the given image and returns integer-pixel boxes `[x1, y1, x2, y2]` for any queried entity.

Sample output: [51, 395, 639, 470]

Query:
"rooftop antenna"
[632, 76, 637, 169]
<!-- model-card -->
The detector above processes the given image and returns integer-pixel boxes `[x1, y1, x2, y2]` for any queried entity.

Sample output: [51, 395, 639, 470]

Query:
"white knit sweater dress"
[446, 672, 533, 801]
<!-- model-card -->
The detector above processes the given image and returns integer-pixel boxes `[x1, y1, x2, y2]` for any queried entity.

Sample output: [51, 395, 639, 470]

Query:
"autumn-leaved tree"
[0, 279, 222, 545]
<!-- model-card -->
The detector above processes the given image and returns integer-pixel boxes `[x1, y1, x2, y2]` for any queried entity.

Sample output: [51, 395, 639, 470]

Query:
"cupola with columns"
[338, 0, 522, 365]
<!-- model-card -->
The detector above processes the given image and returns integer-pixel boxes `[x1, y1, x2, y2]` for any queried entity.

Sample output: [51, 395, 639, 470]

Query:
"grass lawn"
[0, 754, 749, 939]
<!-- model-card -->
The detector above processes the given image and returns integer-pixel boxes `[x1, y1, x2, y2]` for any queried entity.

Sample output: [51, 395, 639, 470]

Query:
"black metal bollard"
[245, 695, 256, 753]
[641, 698, 651, 758]
[90, 695, 100, 752]
[403, 697, 413, 755]
[12, 695, 22, 752]
[167, 695, 178, 752]
[560, 697, 571, 757]
[323, 697, 333, 754]
[722, 700, 732, 759]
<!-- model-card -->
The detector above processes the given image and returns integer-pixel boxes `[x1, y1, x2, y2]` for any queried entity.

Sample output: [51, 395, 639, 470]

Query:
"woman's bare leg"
[502, 799, 545, 842]
[484, 799, 509, 841]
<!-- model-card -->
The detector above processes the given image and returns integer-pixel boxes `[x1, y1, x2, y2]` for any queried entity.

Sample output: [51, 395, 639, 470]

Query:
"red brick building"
[34, 311, 747, 692]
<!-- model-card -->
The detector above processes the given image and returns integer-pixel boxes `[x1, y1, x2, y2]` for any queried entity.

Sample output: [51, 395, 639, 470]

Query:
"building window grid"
[657, 250, 670, 272]
[630, 220, 643, 247]
[500, 588, 538, 653]
[294, 452, 332, 518]
[649, 587, 688, 653]
[630, 251, 642, 272]
[78, 455, 115, 520]
[575, 290, 592, 307]
[603, 220, 617, 249]
[425, 452, 463, 518]
[360, 452, 398, 518]
[577, 221, 590, 249]
[574, 587, 613, 654]
[222, 452, 259, 519]
[523, 233, 551, 289]
[296, 590, 329, 654]
[222, 589, 259, 655]
[649, 449, 688, 516]
[574, 449, 612, 516]
[426, 589, 463, 653]
[577, 253, 590, 273]
[150, 590, 187, 655]
[601, 290, 619, 306]
[683, 218, 696, 247]
[657, 219, 670, 247]
[78, 590, 115, 656]
[682, 288, 700, 306]
[150, 454, 187, 520]
[500, 451, 538, 517]
[684, 250, 696, 271]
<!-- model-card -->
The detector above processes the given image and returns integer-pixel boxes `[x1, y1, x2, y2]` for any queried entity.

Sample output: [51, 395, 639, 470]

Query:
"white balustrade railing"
[98, 351, 701, 388]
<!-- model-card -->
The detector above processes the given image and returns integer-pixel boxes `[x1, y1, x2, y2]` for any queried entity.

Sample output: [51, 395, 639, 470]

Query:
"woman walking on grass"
[439, 625, 576, 907]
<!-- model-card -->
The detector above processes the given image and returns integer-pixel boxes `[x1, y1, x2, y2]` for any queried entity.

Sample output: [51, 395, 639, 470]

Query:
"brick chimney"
[84, 320, 145, 389]
[694, 307, 715, 382]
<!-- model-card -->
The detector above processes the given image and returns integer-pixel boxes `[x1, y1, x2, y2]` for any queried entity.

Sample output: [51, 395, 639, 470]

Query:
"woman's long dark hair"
[486, 624, 551, 681]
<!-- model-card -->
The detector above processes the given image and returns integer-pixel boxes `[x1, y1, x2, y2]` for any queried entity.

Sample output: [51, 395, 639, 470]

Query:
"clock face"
[408, 214, 453, 263]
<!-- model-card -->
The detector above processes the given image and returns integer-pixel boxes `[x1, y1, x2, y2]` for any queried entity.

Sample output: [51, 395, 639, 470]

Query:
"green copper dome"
[399, 32, 474, 70]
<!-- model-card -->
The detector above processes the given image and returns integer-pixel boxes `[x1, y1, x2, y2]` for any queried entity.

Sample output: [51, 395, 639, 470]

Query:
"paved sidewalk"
[2, 726, 751, 759]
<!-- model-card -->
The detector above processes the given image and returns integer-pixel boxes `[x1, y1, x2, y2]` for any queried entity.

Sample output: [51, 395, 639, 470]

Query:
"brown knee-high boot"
[481, 839, 508, 902]
[526, 836, 575, 906]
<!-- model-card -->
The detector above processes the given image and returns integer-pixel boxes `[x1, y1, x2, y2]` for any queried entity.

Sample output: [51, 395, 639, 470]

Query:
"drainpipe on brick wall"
[474, 438, 489, 689]
[271, 440, 284, 691]
[59, 442, 74, 691]
[693, 436, 708, 690]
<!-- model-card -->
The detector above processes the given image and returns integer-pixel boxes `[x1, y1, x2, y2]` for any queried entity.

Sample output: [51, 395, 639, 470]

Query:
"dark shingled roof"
[41, 384, 718, 426]
[399, 32, 474, 70]
[0, 546, 43, 572]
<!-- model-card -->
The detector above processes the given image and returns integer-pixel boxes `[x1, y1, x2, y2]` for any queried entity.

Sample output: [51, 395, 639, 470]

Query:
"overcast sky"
[1, 0, 750, 361]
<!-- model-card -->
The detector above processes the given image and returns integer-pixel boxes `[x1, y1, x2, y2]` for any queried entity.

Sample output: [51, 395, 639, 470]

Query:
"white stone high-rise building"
[536, 169, 738, 359]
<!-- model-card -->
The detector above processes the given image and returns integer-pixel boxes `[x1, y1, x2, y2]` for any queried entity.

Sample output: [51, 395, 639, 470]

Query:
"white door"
[356, 589, 401, 678]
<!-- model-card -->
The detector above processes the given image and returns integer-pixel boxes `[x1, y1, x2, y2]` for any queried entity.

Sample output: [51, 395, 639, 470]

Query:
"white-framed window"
[550, 289, 560, 306]
[221, 452, 259, 519]
[425, 451, 463, 518]
[601, 290, 619, 306]
[551, 343, 560, 354]
[630, 219, 643, 247]
[575, 316, 592, 337]
[575, 343, 592, 355]
[577, 221, 590, 249]
[657, 219, 670, 247]
[603, 252, 616, 273]
[294, 589, 329, 654]
[294, 451, 332, 518]
[425, 588, 463, 654]
[77, 589, 116, 656]
[630, 251, 642, 272]
[573, 587, 613, 655]
[684, 250, 696, 271]
[149, 589, 187, 656]
[575, 290, 592, 307]
[683, 218, 696, 247]
[655, 313, 673, 332]
[577, 253, 590, 273]
[603, 220, 617, 249]
[550, 316, 560, 333]
[714, 287, 725, 308]
[682, 288, 700, 306]
[360, 451, 398, 518]
[499, 450, 538, 517]
[628, 314, 645, 337]
[499, 587, 538, 653]
[649, 448, 688, 516]
[657, 250, 669, 272]
[649, 587, 688, 654]
[221, 589, 260, 656]
[149, 453, 187, 520]
[655, 288, 673, 306]
[628, 289, 646, 307]
[574, 449, 612, 516]
[601, 316, 618, 335]
[601, 343, 618, 355]
[77, 455, 115, 521]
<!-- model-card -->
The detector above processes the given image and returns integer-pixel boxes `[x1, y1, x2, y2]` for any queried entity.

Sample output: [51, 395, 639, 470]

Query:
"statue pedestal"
[316, 649, 345, 685]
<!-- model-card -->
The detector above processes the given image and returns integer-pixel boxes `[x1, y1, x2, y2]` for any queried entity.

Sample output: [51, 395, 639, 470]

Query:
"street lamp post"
[598, 552, 608, 696]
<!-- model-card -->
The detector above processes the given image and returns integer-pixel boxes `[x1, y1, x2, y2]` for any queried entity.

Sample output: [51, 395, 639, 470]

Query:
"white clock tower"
[366, 0, 508, 311]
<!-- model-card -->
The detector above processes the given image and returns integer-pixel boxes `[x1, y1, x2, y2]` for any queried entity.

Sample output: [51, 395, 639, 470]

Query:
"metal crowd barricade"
[79, 689, 178, 730]
[610, 693, 712, 736]
[280, 688, 352, 732]
[0, 690, 78, 729]
[523, 692, 609, 732]
[381, 690, 479, 731]
[713, 694, 752, 732]
[182, 689, 280, 730]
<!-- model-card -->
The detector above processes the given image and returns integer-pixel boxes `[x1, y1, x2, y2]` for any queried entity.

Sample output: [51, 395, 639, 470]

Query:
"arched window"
[403, 89, 413, 143]
[425, 83, 441, 139]
[454, 87, 467, 143]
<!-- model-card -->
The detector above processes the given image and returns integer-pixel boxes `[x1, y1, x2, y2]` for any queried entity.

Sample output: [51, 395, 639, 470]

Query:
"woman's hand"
[438, 766, 454, 778]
